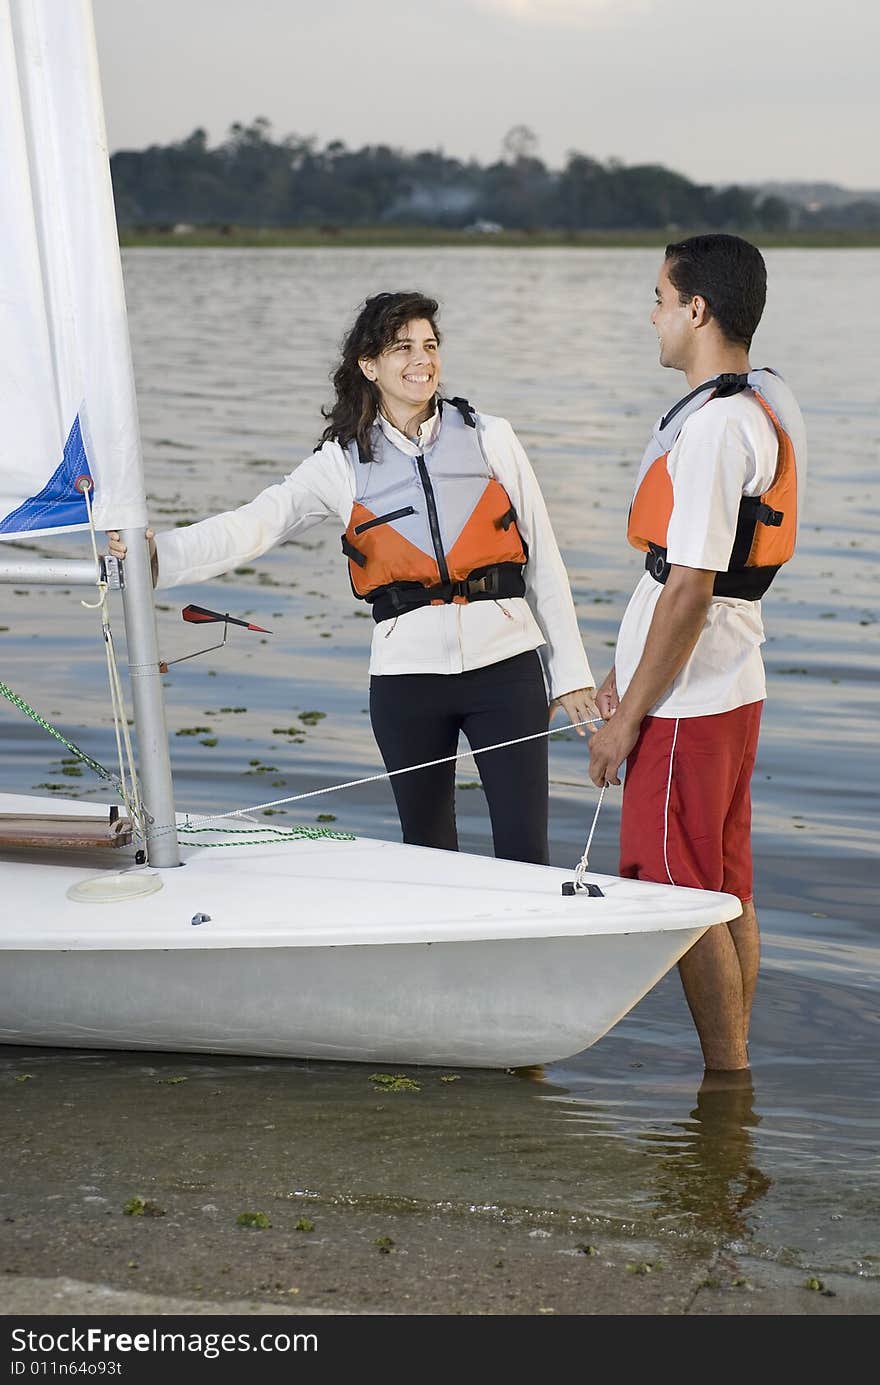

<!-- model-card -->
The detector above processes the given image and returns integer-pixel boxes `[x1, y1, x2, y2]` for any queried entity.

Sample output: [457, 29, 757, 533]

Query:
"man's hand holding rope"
[587, 566, 715, 787]
[586, 665, 636, 787]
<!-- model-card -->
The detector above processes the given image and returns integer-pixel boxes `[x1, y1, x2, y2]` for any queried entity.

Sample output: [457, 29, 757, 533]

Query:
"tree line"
[109, 119, 871, 233]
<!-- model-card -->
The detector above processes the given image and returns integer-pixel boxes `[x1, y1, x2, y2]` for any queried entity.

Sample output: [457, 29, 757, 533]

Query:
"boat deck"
[0, 792, 743, 952]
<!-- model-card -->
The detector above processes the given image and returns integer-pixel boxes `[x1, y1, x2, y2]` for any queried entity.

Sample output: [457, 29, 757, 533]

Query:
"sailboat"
[0, 0, 742, 1069]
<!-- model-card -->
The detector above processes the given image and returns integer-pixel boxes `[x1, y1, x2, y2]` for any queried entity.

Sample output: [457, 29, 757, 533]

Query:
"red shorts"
[619, 701, 762, 901]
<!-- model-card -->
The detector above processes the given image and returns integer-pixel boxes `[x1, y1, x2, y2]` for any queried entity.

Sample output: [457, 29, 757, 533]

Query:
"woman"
[109, 290, 597, 864]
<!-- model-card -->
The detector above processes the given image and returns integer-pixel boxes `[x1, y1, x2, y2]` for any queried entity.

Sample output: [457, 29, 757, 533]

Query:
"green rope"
[178, 824, 356, 844]
[0, 678, 121, 788]
[0, 680, 355, 846]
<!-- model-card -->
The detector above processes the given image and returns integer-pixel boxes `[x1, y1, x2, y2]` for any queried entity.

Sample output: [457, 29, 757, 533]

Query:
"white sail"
[0, 0, 146, 539]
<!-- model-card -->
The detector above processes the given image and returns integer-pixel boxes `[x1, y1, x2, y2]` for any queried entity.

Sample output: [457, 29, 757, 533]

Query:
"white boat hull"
[0, 932, 703, 1069]
[0, 793, 743, 1068]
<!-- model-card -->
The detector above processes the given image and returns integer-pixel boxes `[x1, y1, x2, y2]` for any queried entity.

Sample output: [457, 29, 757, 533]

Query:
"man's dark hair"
[664, 234, 767, 349]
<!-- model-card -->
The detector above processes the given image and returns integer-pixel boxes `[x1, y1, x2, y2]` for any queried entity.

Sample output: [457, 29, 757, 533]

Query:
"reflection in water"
[645, 1070, 772, 1241]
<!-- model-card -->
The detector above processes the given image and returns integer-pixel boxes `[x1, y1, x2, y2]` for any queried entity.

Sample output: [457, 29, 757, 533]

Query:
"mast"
[118, 531, 180, 868]
[0, 0, 179, 865]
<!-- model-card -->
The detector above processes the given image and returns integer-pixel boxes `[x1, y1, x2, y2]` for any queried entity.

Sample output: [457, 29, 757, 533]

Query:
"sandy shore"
[2, 1152, 876, 1319]
[3, 1229, 876, 1319]
[3, 1228, 876, 1319]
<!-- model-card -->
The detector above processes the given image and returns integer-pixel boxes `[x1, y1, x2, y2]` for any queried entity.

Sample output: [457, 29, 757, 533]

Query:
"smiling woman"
[108, 289, 599, 863]
[358, 318, 440, 428]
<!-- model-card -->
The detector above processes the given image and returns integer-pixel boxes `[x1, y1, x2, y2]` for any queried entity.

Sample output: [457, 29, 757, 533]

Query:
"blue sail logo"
[0, 415, 93, 534]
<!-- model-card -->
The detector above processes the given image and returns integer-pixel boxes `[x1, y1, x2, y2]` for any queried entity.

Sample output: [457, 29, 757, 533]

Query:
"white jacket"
[155, 409, 594, 699]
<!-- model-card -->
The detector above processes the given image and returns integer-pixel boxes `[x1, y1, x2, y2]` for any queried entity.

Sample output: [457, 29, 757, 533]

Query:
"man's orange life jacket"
[627, 369, 806, 600]
[341, 397, 529, 623]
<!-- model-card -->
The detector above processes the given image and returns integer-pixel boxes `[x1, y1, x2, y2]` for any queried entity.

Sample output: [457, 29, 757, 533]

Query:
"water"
[1, 248, 878, 1281]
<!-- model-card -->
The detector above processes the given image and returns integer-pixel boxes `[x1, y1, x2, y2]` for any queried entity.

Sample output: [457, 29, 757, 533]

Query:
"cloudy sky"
[92, 0, 877, 188]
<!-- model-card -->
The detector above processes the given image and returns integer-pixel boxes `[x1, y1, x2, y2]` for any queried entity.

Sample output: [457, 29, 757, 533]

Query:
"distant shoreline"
[118, 226, 880, 250]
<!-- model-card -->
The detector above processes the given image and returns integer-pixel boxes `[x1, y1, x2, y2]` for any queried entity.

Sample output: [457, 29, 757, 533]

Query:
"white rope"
[167, 715, 611, 886]
[169, 715, 603, 832]
[573, 785, 607, 890]
[80, 487, 146, 840]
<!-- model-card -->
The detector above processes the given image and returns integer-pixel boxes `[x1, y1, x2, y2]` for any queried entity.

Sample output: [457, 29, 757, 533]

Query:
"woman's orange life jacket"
[341, 397, 529, 622]
[627, 369, 805, 600]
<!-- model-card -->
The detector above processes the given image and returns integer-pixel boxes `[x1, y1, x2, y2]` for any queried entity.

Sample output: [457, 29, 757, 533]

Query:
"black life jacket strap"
[645, 543, 672, 585]
[728, 495, 785, 571]
[353, 505, 416, 535]
[367, 562, 526, 624]
[494, 504, 529, 561]
[645, 487, 786, 600]
[659, 372, 749, 430]
[645, 542, 779, 601]
[444, 396, 477, 428]
[341, 534, 367, 568]
[713, 565, 780, 600]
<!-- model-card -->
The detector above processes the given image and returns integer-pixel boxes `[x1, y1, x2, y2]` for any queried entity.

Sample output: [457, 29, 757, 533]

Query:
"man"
[589, 233, 807, 1073]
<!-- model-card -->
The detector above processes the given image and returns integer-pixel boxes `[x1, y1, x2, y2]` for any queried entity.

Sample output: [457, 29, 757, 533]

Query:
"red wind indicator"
[181, 604, 271, 634]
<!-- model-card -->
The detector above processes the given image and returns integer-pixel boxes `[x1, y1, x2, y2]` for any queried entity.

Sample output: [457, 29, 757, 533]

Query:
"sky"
[92, 0, 878, 189]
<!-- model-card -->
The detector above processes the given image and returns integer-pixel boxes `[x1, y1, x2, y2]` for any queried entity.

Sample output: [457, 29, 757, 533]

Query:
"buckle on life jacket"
[646, 540, 777, 600]
[453, 571, 494, 598]
[713, 373, 750, 398]
[367, 563, 526, 623]
[755, 503, 783, 527]
[645, 544, 670, 584]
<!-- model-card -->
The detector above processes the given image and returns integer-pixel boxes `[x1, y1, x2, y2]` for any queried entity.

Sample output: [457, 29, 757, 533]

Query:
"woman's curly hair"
[319, 291, 440, 462]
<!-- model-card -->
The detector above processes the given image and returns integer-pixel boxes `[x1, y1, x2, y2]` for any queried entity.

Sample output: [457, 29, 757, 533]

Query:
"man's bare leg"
[677, 906, 753, 1071]
[728, 899, 760, 1045]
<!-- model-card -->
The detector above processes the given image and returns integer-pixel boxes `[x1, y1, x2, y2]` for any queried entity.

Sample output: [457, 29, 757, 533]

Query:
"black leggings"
[369, 650, 550, 864]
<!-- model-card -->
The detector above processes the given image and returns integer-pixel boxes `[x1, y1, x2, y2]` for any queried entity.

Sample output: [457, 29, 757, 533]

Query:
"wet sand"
[2, 1042, 877, 1321]
[4, 1232, 876, 1318]
[3, 1188, 875, 1320]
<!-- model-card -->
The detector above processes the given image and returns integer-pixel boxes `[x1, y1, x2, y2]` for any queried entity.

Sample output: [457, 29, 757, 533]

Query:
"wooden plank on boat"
[0, 813, 133, 849]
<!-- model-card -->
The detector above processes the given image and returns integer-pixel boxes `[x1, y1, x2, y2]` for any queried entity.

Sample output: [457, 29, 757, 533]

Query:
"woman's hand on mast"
[105, 529, 158, 587]
[549, 687, 600, 737]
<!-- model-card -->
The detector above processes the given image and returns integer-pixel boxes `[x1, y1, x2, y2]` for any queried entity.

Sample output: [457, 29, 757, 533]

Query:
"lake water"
[1, 248, 878, 1284]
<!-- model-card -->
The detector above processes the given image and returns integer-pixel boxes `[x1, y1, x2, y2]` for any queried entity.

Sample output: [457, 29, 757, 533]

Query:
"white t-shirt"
[155, 409, 594, 700]
[614, 391, 781, 718]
